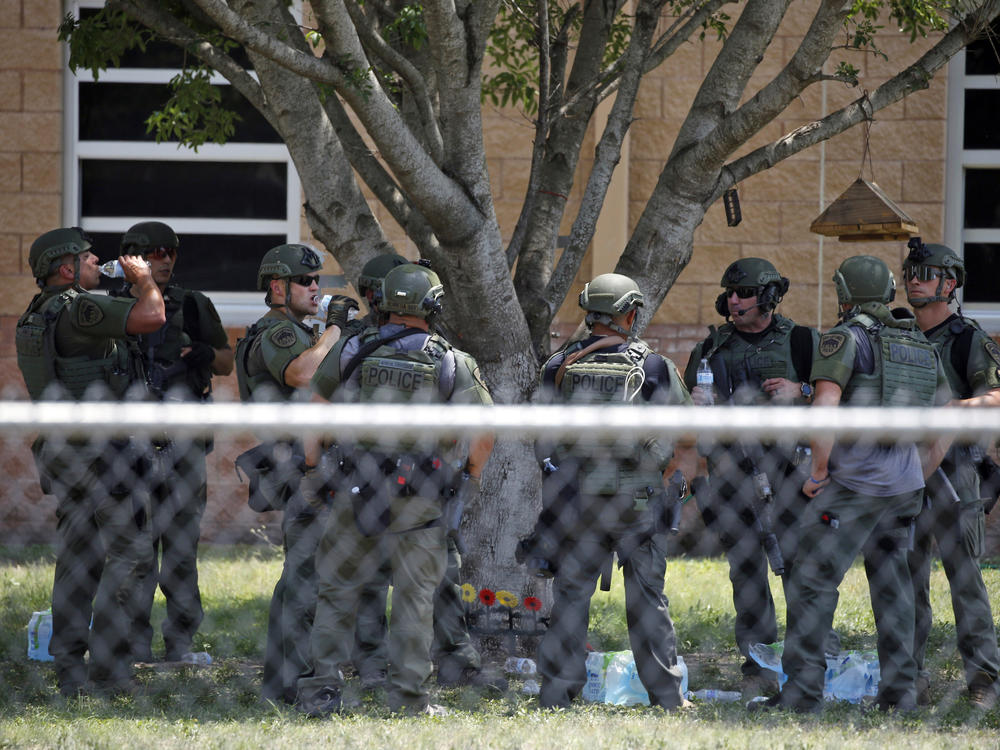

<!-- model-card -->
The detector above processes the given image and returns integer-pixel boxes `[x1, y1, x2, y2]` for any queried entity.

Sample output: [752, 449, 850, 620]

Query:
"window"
[945, 21, 1000, 330]
[63, 2, 302, 325]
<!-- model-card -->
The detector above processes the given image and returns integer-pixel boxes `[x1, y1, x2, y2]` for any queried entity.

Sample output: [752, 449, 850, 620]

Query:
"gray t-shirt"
[817, 325, 925, 497]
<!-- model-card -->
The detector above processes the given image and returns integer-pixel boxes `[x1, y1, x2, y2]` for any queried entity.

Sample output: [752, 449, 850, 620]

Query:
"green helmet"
[256, 243, 323, 291]
[579, 273, 644, 316]
[833, 255, 896, 306]
[29, 227, 92, 280]
[380, 264, 443, 319]
[120, 221, 179, 256]
[903, 238, 964, 305]
[358, 253, 408, 298]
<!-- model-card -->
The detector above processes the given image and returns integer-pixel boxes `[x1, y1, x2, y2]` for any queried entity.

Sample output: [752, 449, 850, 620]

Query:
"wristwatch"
[800, 382, 813, 401]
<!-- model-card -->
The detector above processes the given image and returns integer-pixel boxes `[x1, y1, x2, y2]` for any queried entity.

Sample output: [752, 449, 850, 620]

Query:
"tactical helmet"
[715, 257, 790, 317]
[29, 227, 92, 280]
[578, 273, 644, 316]
[719, 257, 782, 289]
[833, 255, 896, 306]
[358, 253, 408, 298]
[256, 243, 323, 291]
[120, 221, 179, 256]
[380, 263, 444, 319]
[903, 238, 965, 306]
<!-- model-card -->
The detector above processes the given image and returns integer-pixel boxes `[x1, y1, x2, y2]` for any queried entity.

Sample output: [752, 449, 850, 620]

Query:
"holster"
[234, 441, 305, 513]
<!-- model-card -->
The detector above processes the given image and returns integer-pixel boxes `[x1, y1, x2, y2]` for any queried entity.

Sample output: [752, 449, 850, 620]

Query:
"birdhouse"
[809, 178, 919, 241]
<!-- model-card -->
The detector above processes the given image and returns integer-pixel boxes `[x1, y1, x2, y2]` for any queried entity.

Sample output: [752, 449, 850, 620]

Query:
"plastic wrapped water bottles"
[27, 609, 53, 661]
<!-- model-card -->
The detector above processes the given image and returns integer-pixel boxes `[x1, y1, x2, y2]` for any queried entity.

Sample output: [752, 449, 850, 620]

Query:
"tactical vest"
[15, 288, 133, 400]
[925, 316, 981, 400]
[558, 340, 650, 404]
[704, 316, 799, 404]
[840, 306, 939, 407]
[357, 329, 456, 404]
[235, 314, 313, 401]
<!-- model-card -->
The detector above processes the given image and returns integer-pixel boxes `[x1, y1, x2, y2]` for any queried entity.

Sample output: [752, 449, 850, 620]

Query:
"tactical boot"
[437, 665, 508, 692]
[297, 686, 343, 718]
[359, 668, 388, 691]
[969, 672, 998, 710]
[915, 674, 931, 706]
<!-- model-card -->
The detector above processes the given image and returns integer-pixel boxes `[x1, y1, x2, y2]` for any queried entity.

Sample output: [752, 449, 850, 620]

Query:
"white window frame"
[61, 0, 302, 327]
[945, 47, 1000, 332]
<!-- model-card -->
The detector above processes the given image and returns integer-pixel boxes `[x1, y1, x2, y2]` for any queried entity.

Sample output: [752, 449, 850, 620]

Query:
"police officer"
[332, 253, 500, 690]
[903, 240, 1000, 708]
[112, 221, 233, 664]
[683, 258, 818, 695]
[533, 273, 692, 710]
[235, 243, 357, 704]
[16, 227, 165, 696]
[297, 263, 494, 716]
[772, 255, 950, 713]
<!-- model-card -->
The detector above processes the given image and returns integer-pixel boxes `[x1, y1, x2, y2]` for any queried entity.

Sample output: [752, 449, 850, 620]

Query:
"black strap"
[341, 327, 426, 385]
[950, 323, 976, 396]
[790, 324, 815, 382]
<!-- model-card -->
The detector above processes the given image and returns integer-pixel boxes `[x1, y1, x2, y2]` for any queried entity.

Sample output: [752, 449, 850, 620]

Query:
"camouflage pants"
[299, 491, 447, 711]
[781, 482, 922, 711]
[538, 529, 685, 709]
[37, 438, 152, 692]
[910, 463, 999, 689]
[698, 447, 809, 675]
[131, 438, 207, 661]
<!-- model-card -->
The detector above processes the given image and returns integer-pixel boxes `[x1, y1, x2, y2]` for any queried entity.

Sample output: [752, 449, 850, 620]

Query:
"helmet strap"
[586, 311, 635, 339]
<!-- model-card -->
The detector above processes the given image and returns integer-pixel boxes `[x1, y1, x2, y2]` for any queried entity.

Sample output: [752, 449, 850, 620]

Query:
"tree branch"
[187, 0, 481, 241]
[341, 0, 444, 164]
[721, 0, 1000, 203]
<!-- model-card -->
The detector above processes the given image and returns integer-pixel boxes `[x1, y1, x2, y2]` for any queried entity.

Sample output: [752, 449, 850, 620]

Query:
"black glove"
[325, 294, 360, 330]
[182, 341, 216, 369]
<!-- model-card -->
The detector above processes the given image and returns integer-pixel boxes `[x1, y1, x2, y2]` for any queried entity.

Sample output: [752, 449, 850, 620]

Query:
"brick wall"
[3, 3, 998, 555]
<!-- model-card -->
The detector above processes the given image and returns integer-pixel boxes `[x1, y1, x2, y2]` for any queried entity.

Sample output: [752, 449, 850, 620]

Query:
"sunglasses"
[148, 247, 178, 260]
[725, 286, 758, 299]
[903, 266, 945, 282]
[290, 274, 320, 287]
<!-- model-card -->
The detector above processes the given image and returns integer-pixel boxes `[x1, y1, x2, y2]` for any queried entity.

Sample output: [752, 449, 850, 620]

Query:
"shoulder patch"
[269, 324, 298, 349]
[984, 338, 1000, 367]
[819, 332, 847, 358]
[75, 297, 105, 328]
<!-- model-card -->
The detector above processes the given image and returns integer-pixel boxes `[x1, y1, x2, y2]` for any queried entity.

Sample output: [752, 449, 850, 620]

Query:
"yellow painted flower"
[460, 583, 477, 603]
[495, 590, 519, 608]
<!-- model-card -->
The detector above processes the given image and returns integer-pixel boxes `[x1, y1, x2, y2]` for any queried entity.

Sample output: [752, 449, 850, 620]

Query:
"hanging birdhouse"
[809, 178, 919, 242]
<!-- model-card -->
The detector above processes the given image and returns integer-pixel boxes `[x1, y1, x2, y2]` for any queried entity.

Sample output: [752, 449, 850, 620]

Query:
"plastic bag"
[748, 641, 880, 703]
[582, 650, 687, 705]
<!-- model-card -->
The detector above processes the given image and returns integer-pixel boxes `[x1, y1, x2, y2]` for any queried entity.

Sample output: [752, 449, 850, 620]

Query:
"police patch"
[819, 332, 847, 358]
[76, 297, 104, 328]
[270, 325, 298, 349]
[985, 338, 1000, 368]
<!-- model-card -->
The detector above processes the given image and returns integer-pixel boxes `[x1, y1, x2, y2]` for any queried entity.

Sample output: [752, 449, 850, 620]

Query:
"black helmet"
[29, 227, 92, 281]
[120, 221, 179, 256]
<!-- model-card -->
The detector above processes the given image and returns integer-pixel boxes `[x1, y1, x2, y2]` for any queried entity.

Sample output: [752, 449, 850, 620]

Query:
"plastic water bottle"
[316, 295, 359, 322]
[99, 259, 125, 278]
[504, 656, 537, 674]
[687, 688, 742, 702]
[696, 358, 714, 405]
[27, 609, 54, 661]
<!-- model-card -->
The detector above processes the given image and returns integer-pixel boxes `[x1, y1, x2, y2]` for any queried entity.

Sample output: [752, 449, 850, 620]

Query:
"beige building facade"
[2, 1, 998, 545]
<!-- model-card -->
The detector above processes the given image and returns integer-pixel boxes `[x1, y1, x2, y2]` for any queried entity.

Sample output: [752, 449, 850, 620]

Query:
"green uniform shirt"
[923, 314, 1000, 399]
[236, 309, 316, 402]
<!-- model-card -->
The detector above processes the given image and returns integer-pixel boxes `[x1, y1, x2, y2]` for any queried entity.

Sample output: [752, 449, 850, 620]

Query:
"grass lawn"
[1, 545, 999, 749]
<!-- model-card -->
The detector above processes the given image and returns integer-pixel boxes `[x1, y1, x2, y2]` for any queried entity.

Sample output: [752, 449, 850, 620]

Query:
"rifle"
[705, 352, 785, 576]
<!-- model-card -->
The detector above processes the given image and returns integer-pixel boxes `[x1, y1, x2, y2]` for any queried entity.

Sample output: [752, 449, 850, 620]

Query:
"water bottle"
[27, 609, 54, 661]
[99, 259, 125, 278]
[687, 688, 742, 702]
[316, 295, 359, 322]
[696, 358, 714, 405]
[504, 656, 537, 674]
